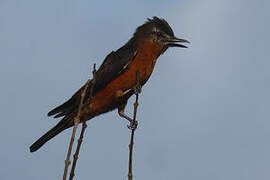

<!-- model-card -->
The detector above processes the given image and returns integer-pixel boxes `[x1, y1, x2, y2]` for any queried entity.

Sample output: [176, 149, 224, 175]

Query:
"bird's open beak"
[165, 37, 190, 48]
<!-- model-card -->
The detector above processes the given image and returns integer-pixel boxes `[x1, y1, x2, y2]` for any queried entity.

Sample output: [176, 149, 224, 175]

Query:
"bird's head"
[133, 17, 190, 51]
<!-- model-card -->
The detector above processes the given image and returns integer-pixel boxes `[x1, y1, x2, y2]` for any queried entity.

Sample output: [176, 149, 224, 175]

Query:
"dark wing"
[93, 44, 137, 95]
[47, 41, 138, 118]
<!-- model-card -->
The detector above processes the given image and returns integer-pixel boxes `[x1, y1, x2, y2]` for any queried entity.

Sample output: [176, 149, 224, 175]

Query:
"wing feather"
[48, 40, 138, 119]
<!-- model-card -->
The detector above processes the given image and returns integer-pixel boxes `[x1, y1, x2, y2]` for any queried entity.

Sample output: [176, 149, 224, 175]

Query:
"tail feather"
[30, 118, 71, 152]
[31, 80, 94, 152]
[47, 96, 79, 117]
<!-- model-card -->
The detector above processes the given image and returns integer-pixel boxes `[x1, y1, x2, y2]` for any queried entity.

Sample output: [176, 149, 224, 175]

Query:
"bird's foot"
[127, 120, 138, 130]
[134, 84, 142, 94]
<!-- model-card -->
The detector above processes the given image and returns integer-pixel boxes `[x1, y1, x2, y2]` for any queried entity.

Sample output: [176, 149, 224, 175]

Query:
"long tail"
[30, 81, 95, 152]
[30, 118, 71, 152]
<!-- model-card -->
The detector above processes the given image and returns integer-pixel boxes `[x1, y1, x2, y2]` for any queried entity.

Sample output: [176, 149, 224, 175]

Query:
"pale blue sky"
[0, 0, 269, 179]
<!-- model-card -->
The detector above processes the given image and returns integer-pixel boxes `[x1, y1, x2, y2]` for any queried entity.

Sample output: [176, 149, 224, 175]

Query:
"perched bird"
[30, 16, 189, 152]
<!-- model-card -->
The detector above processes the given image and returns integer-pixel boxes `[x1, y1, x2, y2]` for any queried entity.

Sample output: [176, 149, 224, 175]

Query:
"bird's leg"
[133, 82, 142, 94]
[118, 105, 133, 122]
[116, 89, 138, 129]
[118, 103, 138, 130]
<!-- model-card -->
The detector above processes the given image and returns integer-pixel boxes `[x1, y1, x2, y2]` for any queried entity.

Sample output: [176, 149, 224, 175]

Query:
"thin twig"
[62, 79, 90, 180]
[128, 70, 141, 180]
[63, 65, 95, 180]
[69, 64, 96, 180]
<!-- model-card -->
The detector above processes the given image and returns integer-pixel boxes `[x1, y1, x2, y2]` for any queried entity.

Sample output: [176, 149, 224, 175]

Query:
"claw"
[134, 85, 142, 94]
[128, 120, 138, 130]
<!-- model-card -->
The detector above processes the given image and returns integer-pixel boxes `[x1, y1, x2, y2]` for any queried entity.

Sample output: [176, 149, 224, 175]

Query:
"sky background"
[1, 0, 270, 179]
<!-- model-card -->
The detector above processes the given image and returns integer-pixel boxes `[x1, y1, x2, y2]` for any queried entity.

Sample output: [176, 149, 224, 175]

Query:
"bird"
[30, 16, 189, 152]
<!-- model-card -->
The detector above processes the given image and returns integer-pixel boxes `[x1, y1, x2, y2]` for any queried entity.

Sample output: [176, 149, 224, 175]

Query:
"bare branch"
[69, 64, 96, 180]
[62, 64, 95, 180]
[128, 69, 141, 180]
